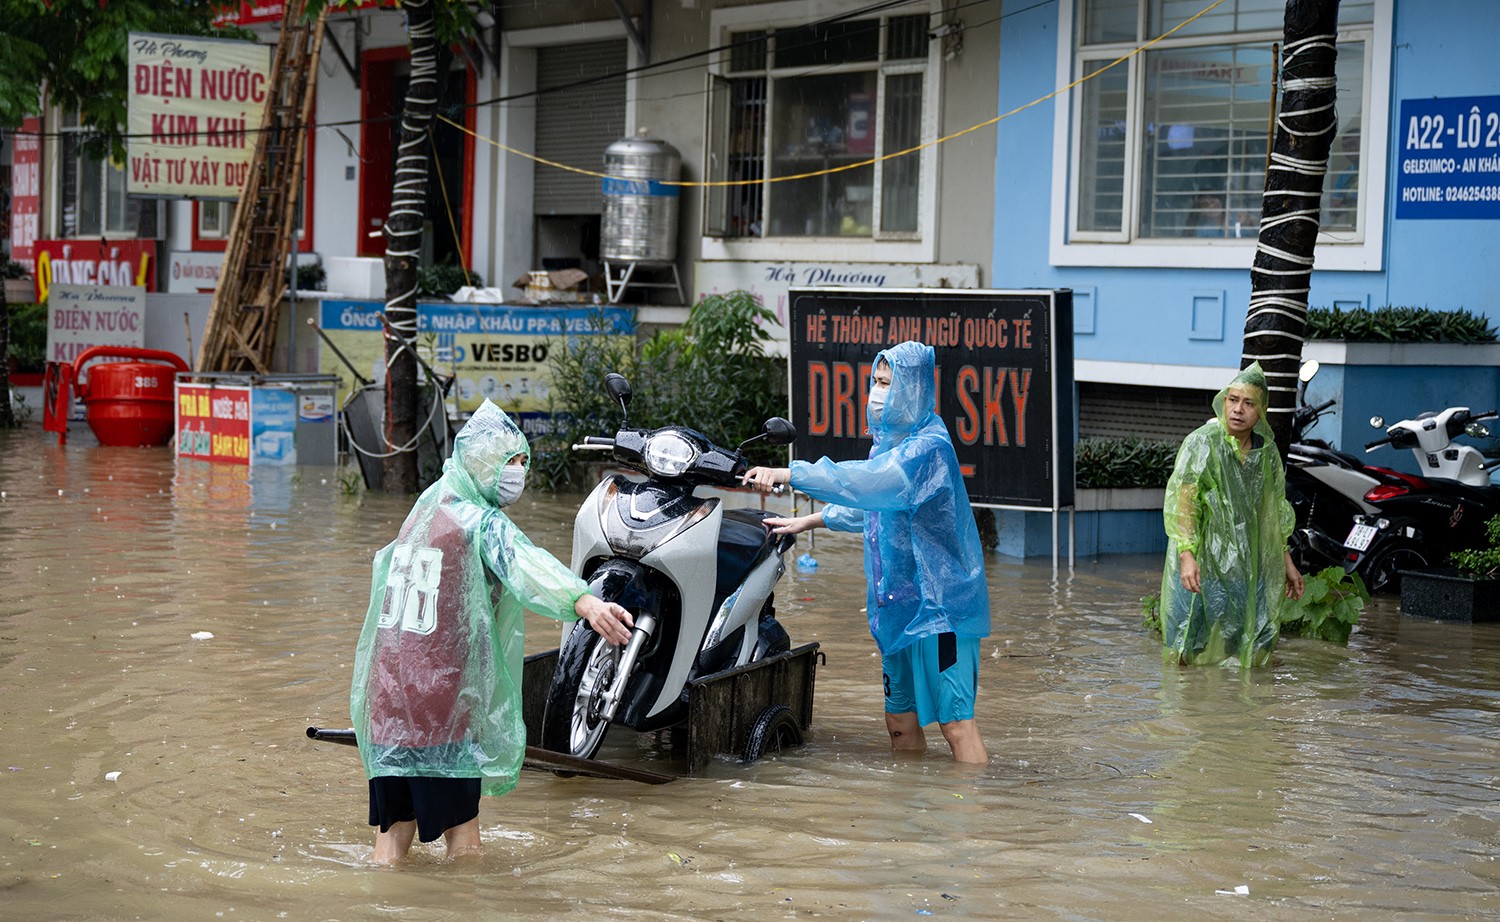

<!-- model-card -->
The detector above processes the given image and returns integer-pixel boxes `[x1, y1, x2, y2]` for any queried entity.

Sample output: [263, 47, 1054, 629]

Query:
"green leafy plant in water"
[337, 468, 363, 496]
[1140, 592, 1162, 635]
[1278, 566, 1368, 644]
[1142, 567, 1366, 645]
[1449, 515, 1500, 579]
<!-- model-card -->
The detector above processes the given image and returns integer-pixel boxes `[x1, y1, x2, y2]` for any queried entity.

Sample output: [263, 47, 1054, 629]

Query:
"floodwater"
[1, 427, 1497, 922]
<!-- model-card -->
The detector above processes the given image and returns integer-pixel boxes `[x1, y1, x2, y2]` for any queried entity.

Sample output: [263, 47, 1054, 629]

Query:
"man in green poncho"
[350, 401, 633, 864]
[1161, 363, 1304, 667]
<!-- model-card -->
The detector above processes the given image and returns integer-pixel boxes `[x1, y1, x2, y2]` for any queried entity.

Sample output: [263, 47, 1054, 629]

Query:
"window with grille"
[1071, 0, 1374, 244]
[57, 111, 142, 238]
[705, 13, 930, 241]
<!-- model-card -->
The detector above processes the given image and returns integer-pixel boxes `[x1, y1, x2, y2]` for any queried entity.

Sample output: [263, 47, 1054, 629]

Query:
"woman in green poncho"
[1161, 363, 1304, 667]
[350, 401, 633, 864]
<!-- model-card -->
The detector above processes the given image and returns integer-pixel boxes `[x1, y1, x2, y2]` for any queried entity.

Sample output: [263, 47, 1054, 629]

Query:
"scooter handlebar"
[1365, 434, 1393, 452]
[1292, 399, 1337, 432]
[571, 436, 617, 451]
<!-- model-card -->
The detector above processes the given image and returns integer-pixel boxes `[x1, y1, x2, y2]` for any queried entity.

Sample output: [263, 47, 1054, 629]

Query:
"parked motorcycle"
[1285, 360, 1413, 573]
[541, 373, 798, 761]
[1342, 406, 1500, 591]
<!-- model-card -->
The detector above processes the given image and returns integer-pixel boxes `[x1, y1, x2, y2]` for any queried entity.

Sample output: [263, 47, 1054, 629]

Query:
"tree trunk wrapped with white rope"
[1243, 0, 1341, 456]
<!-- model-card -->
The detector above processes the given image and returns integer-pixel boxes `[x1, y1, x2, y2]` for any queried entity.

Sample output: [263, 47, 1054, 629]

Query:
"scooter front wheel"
[541, 623, 617, 763]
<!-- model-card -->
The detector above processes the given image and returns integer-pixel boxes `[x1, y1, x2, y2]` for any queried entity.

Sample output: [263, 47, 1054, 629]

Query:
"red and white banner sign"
[8, 116, 42, 272]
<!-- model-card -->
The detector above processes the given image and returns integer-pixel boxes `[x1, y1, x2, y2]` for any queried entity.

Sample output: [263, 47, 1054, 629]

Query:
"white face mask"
[496, 465, 527, 506]
[867, 384, 890, 424]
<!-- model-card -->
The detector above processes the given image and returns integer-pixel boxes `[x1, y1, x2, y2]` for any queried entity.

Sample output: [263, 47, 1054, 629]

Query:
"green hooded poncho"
[1160, 363, 1295, 668]
[350, 400, 588, 796]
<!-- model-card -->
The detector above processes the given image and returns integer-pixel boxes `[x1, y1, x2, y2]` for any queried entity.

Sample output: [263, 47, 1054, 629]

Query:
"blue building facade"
[991, 0, 1500, 555]
[994, 0, 1497, 417]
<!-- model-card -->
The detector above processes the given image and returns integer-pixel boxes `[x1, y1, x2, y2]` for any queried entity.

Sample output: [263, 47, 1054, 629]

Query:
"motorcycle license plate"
[1344, 522, 1379, 552]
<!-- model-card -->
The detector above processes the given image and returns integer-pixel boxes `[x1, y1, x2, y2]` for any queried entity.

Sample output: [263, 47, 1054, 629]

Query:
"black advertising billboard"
[788, 288, 1075, 510]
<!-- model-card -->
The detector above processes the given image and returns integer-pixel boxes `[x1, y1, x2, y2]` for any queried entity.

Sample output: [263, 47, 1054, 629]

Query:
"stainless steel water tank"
[601, 134, 681, 266]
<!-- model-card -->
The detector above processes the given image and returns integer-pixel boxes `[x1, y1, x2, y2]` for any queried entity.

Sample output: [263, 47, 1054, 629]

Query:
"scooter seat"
[716, 509, 776, 597]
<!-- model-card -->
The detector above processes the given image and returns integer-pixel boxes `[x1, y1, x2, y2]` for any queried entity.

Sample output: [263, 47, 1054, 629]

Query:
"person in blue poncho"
[743, 341, 991, 762]
[350, 401, 633, 864]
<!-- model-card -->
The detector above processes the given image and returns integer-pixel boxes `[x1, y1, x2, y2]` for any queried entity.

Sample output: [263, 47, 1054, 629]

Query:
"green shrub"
[1075, 436, 1179, 489]
[1306, 305, 1498, 343]
[1450, 515, 1500, 579]
[7, 303, 47, 373]
[533, 291, 789, 491]
[1278, 565, 1368, 644]
[417, 259, 482, 298]
[293, 259, 326, 291]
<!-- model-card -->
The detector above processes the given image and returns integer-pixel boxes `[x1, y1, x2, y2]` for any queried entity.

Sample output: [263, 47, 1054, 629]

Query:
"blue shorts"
[881, 632, 979, 726]
[368, 776, 481, 843]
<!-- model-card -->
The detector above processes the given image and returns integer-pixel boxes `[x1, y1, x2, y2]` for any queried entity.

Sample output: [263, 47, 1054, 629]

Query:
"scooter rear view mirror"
[737, 417, 798, 452]
[603, 373, 633, 409]
[1370, 416, 1385, 429]
[762, 417, 797, 446]
[1465, 421, 1491, 439]
[1299, 360, 1320, 383]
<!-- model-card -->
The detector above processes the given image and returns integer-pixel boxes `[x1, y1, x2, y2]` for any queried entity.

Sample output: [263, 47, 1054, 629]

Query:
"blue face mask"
[867, 384, 890, 424]
[496, 465, 526, 506]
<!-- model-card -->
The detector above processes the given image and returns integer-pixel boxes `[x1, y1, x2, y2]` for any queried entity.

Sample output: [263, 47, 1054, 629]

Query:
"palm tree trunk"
[1242, 0, 1341, 456]
[380, 0, 438, 492]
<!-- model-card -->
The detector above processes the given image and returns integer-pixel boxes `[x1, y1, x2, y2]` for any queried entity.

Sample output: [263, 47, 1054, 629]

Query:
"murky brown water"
[2, 426, 1498, 920]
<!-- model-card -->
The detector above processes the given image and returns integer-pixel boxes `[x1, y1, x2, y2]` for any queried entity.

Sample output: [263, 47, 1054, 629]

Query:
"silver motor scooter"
[541, 374, 797, 761]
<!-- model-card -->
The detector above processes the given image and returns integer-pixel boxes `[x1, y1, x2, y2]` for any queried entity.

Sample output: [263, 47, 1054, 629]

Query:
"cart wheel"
[740, 704, 803, 763]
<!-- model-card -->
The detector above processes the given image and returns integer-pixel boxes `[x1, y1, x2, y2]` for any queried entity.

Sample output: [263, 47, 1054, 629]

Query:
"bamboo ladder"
[196, 3, 328, 374]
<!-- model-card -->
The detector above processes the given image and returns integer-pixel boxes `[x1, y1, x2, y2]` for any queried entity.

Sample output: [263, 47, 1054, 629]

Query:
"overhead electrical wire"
[8, 0, 1234, 197]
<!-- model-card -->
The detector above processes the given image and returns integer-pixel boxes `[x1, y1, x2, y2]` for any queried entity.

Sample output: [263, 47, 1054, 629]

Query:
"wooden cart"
[520, 642, 822, 775]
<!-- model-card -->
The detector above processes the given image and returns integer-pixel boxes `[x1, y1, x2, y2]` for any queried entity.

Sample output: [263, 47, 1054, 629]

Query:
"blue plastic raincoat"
[350, 401, 588, 796]
[1160, 363, 1295, 668]
[791, 341, 990, 655]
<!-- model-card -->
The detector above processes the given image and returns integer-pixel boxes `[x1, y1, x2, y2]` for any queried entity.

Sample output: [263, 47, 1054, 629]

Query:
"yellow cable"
[429, 133, 472, 287]
[436, 0, 1228, 188]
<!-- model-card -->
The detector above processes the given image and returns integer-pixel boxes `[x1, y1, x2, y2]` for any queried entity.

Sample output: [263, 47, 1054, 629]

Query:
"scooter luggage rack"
[520, 643, 822, 775]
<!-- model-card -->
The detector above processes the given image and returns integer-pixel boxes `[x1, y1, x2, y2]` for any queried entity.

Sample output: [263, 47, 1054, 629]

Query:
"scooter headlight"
[643, 432, 697, 477]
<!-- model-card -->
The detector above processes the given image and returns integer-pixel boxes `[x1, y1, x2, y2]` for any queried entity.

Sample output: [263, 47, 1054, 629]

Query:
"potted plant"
[1399, 515, 1500, 622]
[3, 260, 34, 304]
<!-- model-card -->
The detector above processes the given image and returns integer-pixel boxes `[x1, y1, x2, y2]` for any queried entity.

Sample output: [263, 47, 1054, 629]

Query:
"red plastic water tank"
[73, 347, 191, 447]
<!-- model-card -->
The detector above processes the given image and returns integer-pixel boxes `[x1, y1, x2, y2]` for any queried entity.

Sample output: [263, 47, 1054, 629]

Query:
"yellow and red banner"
[176, 383, 251, 464]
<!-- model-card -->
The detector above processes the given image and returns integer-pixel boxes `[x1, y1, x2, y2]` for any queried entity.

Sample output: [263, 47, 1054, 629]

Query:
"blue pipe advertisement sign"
[317, 301, 634, 436]
[1395, 95, 1500, 219]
